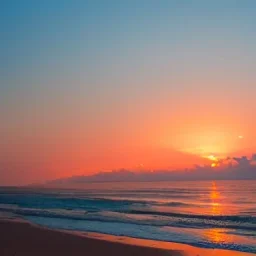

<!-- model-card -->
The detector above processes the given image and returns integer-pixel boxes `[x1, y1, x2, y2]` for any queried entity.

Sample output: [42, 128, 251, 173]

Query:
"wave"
[87, 197, 193, 207]
[0, 205, 255, 231]
[0, 194, 194, 211]
[124, 209, 256, 223]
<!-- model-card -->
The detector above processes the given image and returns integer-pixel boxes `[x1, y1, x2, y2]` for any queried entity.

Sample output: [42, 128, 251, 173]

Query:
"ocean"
[0, 180, 255, 253]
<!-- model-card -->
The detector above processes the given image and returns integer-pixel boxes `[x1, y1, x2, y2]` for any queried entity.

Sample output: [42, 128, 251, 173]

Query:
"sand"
[0, 219, 254, 256]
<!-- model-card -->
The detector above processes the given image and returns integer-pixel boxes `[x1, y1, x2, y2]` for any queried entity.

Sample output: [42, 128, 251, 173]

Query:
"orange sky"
[2, 1, 256, 185]
[2, 99, 255, 185]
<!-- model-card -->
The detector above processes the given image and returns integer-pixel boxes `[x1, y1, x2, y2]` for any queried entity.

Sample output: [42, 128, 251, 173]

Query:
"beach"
[0, 219, 255, 256]
[0, 219, 178, 256]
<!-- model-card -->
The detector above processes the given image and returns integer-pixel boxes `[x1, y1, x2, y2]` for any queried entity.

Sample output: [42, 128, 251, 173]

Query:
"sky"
[1, 1, 256, 185]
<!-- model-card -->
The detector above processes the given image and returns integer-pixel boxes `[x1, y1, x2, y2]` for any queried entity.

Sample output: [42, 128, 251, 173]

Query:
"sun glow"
[207, 155, 218, 161]
[169, 127, 245, 161]
[204, 154, 220, 167]
[211, 162, 217, 168]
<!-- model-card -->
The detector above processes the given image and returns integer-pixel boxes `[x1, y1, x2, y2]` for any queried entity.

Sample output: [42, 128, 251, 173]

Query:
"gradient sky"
[2, 1, 256, 185]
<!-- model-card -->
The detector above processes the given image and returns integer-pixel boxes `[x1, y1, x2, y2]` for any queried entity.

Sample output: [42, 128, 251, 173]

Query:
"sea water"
[0, 180, 255, 253]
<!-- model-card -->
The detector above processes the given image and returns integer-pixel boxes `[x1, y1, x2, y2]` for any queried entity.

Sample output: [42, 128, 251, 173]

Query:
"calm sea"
[0, 180, 255, 253]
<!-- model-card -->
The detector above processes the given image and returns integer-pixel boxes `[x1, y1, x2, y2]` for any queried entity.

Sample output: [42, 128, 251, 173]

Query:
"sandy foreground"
[0, 219, 254, 256]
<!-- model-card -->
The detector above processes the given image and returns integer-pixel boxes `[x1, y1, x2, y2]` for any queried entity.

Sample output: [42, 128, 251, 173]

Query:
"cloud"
[232, 154, 256, 165]
[251, 154, 256, 162]
[233, 156, 250, 166]
[46, 153, 256, 186]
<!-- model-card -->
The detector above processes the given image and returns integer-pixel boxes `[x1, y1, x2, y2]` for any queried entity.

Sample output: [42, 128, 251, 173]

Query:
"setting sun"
[207, 155, 218, 161]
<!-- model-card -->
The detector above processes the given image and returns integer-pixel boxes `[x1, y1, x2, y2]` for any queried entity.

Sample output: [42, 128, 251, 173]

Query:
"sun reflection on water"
[204, 228, 228, 243]
[210, 181, 222, 215]
[204, 182, 230, 244]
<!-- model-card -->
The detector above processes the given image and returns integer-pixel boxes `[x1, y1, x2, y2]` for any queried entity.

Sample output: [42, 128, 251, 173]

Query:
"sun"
[207, 155, 218, 161]
[205, 155, 219, 168]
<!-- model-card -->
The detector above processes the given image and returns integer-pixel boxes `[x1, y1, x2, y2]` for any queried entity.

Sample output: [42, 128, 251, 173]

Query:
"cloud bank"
[46, 154, 256, 185]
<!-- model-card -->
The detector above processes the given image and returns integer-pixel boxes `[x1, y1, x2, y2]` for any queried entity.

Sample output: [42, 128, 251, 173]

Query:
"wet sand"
[0, 219, 254, 256]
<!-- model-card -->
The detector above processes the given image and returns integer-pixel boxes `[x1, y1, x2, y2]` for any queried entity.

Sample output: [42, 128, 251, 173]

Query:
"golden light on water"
[210, 181, 222, 215]
[203, 182, 229, 244]
[204, 228, 228, 243]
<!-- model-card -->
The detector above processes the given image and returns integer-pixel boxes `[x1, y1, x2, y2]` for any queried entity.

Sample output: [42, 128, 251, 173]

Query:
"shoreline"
[0, 218, 255, 256]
